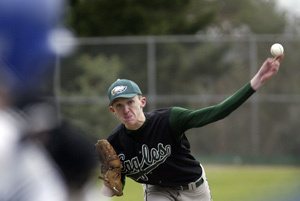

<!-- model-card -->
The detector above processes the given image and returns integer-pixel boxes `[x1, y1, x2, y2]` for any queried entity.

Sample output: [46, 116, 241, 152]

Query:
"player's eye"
[127, 99, 134, 105]
[115, 103, 124, 110]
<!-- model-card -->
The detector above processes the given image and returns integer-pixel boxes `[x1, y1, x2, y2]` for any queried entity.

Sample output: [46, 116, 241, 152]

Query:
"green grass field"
[111, 165, 300, 201]
[206, 165, 300, 201]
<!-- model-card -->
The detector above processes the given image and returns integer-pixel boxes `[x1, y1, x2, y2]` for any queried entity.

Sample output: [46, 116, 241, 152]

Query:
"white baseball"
[270, 43, 284, 57]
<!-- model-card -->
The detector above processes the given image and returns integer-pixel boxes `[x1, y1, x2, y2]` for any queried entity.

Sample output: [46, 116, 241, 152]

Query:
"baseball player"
[103, 56, 283, 201]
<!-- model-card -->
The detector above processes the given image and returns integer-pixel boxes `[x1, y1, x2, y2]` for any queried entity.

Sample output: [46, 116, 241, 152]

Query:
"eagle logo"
[111, 85, 127, 96]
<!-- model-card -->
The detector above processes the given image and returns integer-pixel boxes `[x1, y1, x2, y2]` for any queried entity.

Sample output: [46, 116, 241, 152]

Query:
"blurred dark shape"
[19, 96, 98, 192]
[45, 121, 98, 190]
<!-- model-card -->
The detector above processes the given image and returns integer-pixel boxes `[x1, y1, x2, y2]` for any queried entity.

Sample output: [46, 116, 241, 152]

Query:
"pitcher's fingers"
[274, 54, 284, 62]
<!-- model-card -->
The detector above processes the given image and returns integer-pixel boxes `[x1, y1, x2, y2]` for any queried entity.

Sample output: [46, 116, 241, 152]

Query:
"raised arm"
[250, 55, 283, 90]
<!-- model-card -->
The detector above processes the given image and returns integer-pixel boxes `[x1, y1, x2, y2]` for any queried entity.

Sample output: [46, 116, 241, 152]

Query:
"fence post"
[147, 36, 157, 110]
[249, 35, 260, 154]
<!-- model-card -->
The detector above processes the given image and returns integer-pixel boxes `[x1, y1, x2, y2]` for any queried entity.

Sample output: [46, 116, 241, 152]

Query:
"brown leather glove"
[95, 139, 123, 196]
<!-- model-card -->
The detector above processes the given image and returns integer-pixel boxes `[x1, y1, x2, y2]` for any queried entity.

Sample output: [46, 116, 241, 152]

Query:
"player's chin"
[123, 119, 137, 128]
[123, 119, 135, 125]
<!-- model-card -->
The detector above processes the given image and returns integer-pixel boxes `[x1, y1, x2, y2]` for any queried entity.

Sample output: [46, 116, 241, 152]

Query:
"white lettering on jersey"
[119, 143, 171, 182]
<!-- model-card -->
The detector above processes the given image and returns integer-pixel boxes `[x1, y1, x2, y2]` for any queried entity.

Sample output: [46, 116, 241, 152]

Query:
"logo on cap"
[111, 85, 127, 96]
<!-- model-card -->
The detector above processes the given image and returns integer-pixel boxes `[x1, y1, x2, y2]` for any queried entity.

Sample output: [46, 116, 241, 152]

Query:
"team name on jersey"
[119, 143, 171, 182]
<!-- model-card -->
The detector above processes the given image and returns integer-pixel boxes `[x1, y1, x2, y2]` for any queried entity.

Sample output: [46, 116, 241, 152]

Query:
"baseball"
[270, 43, 284, 57]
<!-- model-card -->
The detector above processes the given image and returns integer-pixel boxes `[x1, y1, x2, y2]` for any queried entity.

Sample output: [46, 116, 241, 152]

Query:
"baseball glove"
[95, 139, 123, 196]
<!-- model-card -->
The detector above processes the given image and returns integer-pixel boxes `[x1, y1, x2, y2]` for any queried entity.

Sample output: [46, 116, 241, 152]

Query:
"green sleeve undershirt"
[169, 83, 255, 139]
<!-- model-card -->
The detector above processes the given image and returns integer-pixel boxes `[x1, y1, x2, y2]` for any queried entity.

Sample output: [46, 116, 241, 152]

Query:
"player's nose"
[123, 105, 130, 113]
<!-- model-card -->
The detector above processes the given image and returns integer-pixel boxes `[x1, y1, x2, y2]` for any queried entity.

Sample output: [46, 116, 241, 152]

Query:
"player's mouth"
[123, 114, 134, 122]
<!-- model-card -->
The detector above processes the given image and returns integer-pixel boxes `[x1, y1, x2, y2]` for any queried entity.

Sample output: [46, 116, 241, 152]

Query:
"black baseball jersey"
[107, 83, 255, 187]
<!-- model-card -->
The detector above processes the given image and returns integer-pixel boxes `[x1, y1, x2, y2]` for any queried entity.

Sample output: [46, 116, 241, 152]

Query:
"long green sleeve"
[170, 83, 255, 138]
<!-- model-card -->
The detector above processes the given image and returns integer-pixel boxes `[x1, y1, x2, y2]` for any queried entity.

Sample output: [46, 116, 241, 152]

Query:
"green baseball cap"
[107, 79, 142, 105]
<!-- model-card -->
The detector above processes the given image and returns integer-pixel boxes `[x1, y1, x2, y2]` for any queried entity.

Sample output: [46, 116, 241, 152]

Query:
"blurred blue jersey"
[0, 0, 66, 95]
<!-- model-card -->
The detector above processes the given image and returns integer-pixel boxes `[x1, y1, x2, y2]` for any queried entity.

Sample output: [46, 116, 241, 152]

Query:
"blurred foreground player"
[0, 0, 97, 201]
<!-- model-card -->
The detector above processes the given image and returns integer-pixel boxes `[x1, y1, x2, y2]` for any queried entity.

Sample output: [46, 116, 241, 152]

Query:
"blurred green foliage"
[66, 0, 286, 36]
[110, 165, 300, 201]
[60, 54, 122, 137]
[66, 0, 215, 36]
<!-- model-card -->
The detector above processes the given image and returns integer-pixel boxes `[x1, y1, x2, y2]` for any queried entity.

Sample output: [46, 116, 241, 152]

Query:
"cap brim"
[109, 93, 139, 105]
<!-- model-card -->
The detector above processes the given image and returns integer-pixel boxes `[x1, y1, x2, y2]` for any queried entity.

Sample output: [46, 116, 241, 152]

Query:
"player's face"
[109, 95, 146, 130]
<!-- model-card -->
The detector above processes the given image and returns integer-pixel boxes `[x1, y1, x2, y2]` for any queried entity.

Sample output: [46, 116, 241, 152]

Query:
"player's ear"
[139, 96, 146, 108]
[109, 106, 115, 114]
